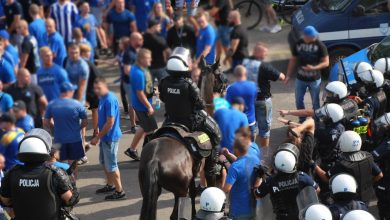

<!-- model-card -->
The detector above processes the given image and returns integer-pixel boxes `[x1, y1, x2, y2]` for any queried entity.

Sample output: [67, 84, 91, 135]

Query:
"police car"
[329, 35, 390, 84]
[290, 0, 390, 65]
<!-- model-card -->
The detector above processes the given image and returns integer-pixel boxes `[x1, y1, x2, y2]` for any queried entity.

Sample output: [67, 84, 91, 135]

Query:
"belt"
[257, 96, 271, 101]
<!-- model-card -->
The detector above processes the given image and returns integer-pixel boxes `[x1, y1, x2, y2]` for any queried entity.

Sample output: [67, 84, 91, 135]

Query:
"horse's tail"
[139, 159, 160, 220]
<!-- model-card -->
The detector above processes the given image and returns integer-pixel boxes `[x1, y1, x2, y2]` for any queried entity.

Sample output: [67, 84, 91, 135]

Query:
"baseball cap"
[231, 97, 246, 106]
[148, 18, 160, 28]
[60, 82, 78, 93]
[0, 30, 9, 40]
[303, 26, 319, 38]
[13, 100, 27, 111]
[0, 113, 16, 124]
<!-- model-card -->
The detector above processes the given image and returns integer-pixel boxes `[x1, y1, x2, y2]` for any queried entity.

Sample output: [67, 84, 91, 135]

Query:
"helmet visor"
[171, 47, 191, 67]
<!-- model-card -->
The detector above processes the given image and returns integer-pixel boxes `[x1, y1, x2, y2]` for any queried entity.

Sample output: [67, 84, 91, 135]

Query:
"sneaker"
[259, 25, 271, 32]
[269, 24, 282, 33]
[96, 184, 115, 194]
[105, 191, 126, 201]
[77, 156, 88, 165]
[130, 126, 136, 134]
[124, 148, 140, 161]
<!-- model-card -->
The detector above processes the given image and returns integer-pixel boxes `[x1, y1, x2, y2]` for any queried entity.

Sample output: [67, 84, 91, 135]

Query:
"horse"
[138, 59, 226, 220]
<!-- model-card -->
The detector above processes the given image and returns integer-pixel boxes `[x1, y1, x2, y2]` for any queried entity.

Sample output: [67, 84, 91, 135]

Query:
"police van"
[329, 35, 390, 84]
[290, 0, 390, 65]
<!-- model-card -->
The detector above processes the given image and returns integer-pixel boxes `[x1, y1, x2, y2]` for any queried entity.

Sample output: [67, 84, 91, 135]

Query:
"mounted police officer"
[0, 128, 79, 220]
[195, 187, 226, 220]
[328, 173, 368, 220]
[158, 47, 222, 184]
[254, 143, 319, 220]
[313, 130, 383, 203]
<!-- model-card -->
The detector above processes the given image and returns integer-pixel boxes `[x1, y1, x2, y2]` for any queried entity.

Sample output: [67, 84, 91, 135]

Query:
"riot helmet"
[200, 187, 226, 212]
[274, 143, 299, 173]
[341, 210, 375, 220]
[338, 130, 362, 153]
[18, 128, 52, 163]
[358, 69, 384, 88]
[325, 81, 348, 103]
[374, 57, 390, 74]
[314, 103, 345, 123]
[166, 47, 191, 77]
[354, 62, 373, 78]
[330, 173, 357, 200]
[300, 204, 332, 220]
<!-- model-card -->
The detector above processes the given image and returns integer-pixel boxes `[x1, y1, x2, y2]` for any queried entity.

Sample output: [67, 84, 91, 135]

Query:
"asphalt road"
[73, 24, 326, 220]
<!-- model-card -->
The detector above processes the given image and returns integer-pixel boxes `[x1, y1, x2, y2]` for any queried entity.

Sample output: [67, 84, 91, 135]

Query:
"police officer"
[0, 128, 79, 220]
[359, 69, 387, 119]
[159, 47, 222, 183]
[313, 131, 383, 203]
[350, 62, 374, 99]
[299, 204, 332, 220]
[195, 187, 226, 220]
[376, 58, 390, 113]
[341, 210, 376, 220]
[328, 173, 368, 220]
[254, 143, 319, 220]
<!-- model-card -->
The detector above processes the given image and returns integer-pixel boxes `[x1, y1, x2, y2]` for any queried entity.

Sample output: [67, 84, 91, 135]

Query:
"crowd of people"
[0, 0, 388, 219]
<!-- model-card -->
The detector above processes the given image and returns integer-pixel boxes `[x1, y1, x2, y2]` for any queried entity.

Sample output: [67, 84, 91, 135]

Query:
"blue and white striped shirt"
[50, 1, 78, 43]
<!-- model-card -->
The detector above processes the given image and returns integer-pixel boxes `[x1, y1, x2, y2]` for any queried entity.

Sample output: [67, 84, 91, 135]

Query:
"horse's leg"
[204, 154, 217, 187]
[189, 178, 197, 217]
[139, 160, 160, 220]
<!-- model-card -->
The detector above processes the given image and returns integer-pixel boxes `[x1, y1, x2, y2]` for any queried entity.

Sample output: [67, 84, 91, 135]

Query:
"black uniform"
[0, 163, 74, 220]
[328, 200, 368, 220]
[327, 151, 382, 203]
[255, 172, 318, 220]
[364, 89, 387, 120]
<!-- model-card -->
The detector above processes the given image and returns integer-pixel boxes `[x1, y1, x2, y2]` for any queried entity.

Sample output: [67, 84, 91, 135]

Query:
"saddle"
[152, 123, 213, 158]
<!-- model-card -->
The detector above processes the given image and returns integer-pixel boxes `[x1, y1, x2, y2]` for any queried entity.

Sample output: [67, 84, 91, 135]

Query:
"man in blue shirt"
[77, 2, 98, 50]
[0, 55, 15, 88]
[226, 65, 258, 141]
[0, 81, 13, 114]
[64, 43, 90, 103]
[105, 0, 137, 53]
[44, 82, 88, 166]
[0, 30, 18, 71]
[28, 4, 47, 48]
[13, 100, 34, 132]
[195, 11, 216, 65]
[37, 47, 70, 101]
[91, 77, 126, 201]
[130, 0, 158, 32]
[0, 113, 24, 171]
[46, 18, 67, 66]
[223, 127, 260, 219]
[214, 97, 248, 152]
[124, 48, 157, 161]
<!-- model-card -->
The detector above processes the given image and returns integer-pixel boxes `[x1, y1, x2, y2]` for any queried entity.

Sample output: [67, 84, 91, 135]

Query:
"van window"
[360, 0, 389, 13]
[371, 36, 390, 61]
[319, 0, 352, 11]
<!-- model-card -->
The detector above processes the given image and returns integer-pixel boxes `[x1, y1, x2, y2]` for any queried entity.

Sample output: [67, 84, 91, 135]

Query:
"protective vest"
[8, 164, 61, 220]
[366, 89, 387, 119]
[269, 172, 300, 216]
[337, 152, 374, 202]
[330, 200, 367, 219]
[339, 99, 359, 121]
[382, 80, 390, 112]
[315, 123, 344, 164]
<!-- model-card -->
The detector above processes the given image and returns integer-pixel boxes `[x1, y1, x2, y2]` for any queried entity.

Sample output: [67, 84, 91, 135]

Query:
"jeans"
[295, 78, 321, 123]
[255, 98, 272, 139]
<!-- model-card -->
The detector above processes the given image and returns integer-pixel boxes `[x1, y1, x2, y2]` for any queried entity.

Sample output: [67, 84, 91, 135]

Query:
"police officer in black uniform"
[328, 173, 368, 220]
[158, 47, 222, 180]
[254, 143, 319, 220]
[0, 129, 79, 220]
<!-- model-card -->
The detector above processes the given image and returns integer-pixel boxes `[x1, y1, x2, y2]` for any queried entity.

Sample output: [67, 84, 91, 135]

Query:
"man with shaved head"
[46, 18, 67, 66]
[226, 10, 248, 68]
[17, 20, 40, 84]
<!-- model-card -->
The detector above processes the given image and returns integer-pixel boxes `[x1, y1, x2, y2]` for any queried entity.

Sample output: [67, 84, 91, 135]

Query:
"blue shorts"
[217, 25, 232, 47]
[255, 98, 273, 139]
[99, 141, 119, 172]
[60, 141, 85, 161]
[176, 0, 200, 16]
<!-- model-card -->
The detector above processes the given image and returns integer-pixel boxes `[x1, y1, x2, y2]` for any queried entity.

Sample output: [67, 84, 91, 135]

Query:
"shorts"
[135, 110, 158, 133]
[60, 141, 85, 161]
[122, 81, 132, 107]
[249, 123, 258, 142]
[30, 74, 37, 85]
[91, 6, 104, 25]
[217, 25, 232, 47]
[99, 141, 119, 172]
[255, 98, 273, 138]
[176, 0, 200, 16]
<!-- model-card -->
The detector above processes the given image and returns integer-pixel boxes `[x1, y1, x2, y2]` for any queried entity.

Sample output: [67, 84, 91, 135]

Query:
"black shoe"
[96, 184, 115, 194]
[130, 126, 136, 134]
[124, 148, 140, 161]
[105, 191, 126, 201]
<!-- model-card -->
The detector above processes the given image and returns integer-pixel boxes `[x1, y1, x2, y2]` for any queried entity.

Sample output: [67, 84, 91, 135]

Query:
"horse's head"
[198, 57, 228, 95]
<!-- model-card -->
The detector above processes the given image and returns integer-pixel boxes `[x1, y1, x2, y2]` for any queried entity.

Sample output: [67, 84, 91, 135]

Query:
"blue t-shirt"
[48, 32, 67, 66]
[0, 92, 13, 114]
[98, 92, 122, 142]
[0, 58, 15, 84]
[226, 154, 260, 216]
[196, 24, 217, 65]
[64, 58, 90, 102]
[29, 18, 47, 48]
[213, 97, 230, 112]
[248, 142, 261, 162]
[37, 64, 70, 101]
[52, 161, 70, 170]
[130, 64, 152, 112]
[106, 9, 135, 39]
[45, 98, 87, 144]
[131, 0, 158, 32]
[16, 114, 35, 133]
[76, 14, 98, 48]
[5, 44, 19, 67]
[226, 81, 258, 124]
[214, 107, 248, 151]
[0, 129, 24, 171]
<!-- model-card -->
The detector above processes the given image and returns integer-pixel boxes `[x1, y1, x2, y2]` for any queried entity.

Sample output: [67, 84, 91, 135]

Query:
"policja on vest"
[0, 128, 79, 220]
